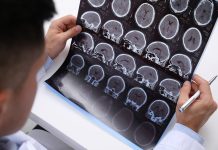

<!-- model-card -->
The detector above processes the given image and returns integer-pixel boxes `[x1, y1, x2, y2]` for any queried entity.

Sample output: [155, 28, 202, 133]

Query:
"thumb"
[61, 25, 82, 41]
[177, 81, 191, 107]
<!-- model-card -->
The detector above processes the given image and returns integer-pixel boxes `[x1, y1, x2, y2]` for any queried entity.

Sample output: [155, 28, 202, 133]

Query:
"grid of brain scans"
[47, 0, 218, 149]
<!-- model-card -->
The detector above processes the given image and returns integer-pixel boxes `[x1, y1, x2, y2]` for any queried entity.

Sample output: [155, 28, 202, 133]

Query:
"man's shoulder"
[0, 131, 46, 150]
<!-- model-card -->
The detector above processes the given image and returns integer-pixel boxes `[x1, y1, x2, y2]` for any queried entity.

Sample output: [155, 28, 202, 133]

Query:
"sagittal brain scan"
[47, 0, 217, 149]
[145, 41, 170, 67]
[146, 100, 170, 125]
[102, 20, 124, 44]
[123, 30, 147, 55]
[112, 108, 134, 132]
[92, 43, 115, 65]
[113, 54, 136, 77]
[88, 0, 106, 8]
[135, 66, 158, 90]
[104, 76, 126, 99]
[125, 87, 147, 112]
[183, 27, 202, 52]
[194, 0, 214, 26]
[112, 0, 131, 18]
[72, 32, 94, 54]
[170, 0, 190, 13]
[159, 79, 181, 102]
[167, 54, 192, 79]
[81, 11, 101, 33]
[134, 122, 156, 147]
[159, 14, 180, 40]
[135, 3, 155, 29]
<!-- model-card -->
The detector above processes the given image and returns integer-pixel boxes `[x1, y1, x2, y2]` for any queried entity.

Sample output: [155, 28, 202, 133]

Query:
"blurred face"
[0, 49, 46, 136]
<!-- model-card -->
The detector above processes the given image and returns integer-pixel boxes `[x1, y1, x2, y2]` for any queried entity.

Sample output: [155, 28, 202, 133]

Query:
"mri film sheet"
[47, 0, 218, 149]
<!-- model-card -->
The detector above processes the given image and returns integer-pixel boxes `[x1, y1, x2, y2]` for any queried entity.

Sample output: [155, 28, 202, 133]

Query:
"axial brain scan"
[194, 0, 214, 26]
[88, 0, 106, 8]
[112, 0, 131, 18]
[170, 0, 190, 13]
[135, 3, 155, 29]
[159, 14, 180, 40]
[183, 27, 202, 52]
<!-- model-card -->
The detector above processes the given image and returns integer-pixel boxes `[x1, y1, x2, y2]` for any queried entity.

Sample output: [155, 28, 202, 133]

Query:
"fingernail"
[75, 25, 82, 32]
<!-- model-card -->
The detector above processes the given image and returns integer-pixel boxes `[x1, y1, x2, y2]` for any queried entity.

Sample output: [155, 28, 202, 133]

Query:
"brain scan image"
[134, 122, 156, 147]
[102, 20, 124, 44]
[167, 54, 192, 79]
[146, 100, 170, 125]
[183, 27, 202, 52]
[125, 87, 147, 112]
[194, 0, 214, 26]
[73, 32, 95, 54]
[91, 96, 113, 119]
[81, 11, 101, 33]
[135, 3, 155, 29]
[123, 30, 147, 55]
[170, 0, 190, 13]
[135, 66, 158, 90]
[67, 55, 85, 76]
[159, 14, 180, 40]
[104, 76, 126, 99]
[85, 65, 105, 87]
[92, 43, 115, 65]
[159, 79, 181, 103]
[112, 108, 134, 132]
[113, 54, 136, 77]
[88, 0, 106, 8]
[145, 41, 171, 67]
[112, 0, 131, 18]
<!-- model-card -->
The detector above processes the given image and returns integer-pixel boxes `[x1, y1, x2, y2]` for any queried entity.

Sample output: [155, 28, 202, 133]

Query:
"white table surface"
[31, 0, 218, 150]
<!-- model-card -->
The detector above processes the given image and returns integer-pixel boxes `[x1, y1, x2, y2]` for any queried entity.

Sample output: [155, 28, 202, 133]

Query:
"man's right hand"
[176, 75, 217, 132]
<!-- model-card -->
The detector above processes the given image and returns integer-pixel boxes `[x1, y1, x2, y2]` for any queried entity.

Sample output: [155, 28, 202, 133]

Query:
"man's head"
[0, 0, 56, 136]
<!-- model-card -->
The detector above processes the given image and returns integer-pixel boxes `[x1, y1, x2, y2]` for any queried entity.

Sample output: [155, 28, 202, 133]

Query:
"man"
[0, 0, 217, 149]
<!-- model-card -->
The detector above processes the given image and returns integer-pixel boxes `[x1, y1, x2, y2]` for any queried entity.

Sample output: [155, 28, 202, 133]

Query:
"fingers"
[192, 75, 212, 97]
[51, 15, 77, 31]
[61, 25, 82, 41]
[190, 81, 198, 96]
[177, 81, 191, 107]
[56, 15, 77, 27]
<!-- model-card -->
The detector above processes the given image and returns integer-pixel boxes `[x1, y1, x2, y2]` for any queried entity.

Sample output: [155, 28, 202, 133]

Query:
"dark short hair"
[0, 0, 56, 90]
